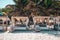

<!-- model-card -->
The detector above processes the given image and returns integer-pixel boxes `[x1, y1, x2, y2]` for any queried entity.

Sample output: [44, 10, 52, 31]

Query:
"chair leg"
[3, 26, 7, 31]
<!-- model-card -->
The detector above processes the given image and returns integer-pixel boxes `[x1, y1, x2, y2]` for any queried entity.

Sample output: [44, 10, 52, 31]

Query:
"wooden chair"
[33, 16, 50, 31]
[0, 16, 10, 31]
[11, 16, 29, 31]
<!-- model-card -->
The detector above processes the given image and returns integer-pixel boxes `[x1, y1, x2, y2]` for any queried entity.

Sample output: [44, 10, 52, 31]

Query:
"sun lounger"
[33, 16, 52, 31]
[0, 16, 10, 31]
[56, 16, 60, 30]
[10, 16, 29, 31]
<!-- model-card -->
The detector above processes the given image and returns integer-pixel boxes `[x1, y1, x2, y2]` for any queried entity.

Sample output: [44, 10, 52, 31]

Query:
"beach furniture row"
[0, 16, 60, 32]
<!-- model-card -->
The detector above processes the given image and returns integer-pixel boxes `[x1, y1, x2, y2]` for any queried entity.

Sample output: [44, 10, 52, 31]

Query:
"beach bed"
[33, 16, 55, 31]
[55, 16, 60, 30]
[0, 16, 10, 31]
[9, 16, 29, 32]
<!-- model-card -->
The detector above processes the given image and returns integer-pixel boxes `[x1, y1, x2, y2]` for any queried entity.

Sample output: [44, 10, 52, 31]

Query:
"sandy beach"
[0, 32, 60, 40]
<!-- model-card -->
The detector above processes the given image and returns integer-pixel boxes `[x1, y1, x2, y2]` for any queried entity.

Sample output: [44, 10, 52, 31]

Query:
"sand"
[0, 32, 60, 40]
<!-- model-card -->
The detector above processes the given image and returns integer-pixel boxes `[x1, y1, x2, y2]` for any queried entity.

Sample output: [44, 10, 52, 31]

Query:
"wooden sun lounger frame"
[0, 16, 10, 31]
[33, 16, 50, 25]
[33, 16, 60, 31]
[11, 16, 29, 27]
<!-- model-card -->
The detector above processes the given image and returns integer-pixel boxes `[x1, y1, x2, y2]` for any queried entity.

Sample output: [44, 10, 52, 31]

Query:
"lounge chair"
[0, 16, 10, 31]
[10, 16, 29, 32]
[33, 16, 51, 32]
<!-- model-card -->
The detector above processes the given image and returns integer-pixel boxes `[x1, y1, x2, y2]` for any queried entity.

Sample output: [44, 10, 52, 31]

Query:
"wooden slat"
[11, 16, 29, 27]
[33, 16, 50, 23]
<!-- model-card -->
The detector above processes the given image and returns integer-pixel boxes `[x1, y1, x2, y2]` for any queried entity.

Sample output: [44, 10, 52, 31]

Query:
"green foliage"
[12, 0, 60, 16]
[31, 0, 40, 4]
[0, 9, 3, 15]
[13, 0, 29, 8]
[44, 0, 52, 8]
[2, 8, 13, 13]
[21, 0, 29, 6]
[0, 9, 2, 12]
